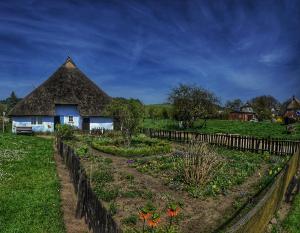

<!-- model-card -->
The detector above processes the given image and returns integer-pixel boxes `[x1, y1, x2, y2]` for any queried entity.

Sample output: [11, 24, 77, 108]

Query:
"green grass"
[283, 194, 300, 233]
[0, 134, 65, 233]
[143, 119, 300, 139]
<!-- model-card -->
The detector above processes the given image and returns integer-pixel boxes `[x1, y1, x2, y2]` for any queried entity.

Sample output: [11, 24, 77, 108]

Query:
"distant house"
[228, 103, 257, 121]
[9, 57, 113, 133]
[284, 96, 300, 122]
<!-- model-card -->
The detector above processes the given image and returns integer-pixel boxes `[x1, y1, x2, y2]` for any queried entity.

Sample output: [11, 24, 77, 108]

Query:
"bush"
[182, 143, 222, 186]
[76, 145, 88, 157]
[55, 124, 75, 140]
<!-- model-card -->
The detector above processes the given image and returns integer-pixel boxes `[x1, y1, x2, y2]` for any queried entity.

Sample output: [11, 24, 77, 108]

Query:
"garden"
[63, 130, 289, 233]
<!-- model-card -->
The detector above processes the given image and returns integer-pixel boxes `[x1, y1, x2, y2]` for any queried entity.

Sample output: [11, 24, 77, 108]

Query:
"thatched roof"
[287, 96, 300, 110]
[9, 57, 111, 116]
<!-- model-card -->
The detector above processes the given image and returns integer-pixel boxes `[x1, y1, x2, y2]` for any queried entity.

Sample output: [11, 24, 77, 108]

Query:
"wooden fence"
[141, 128, 300, 156]
[220, 149, 300, 233]
[56, 138, 122, 233]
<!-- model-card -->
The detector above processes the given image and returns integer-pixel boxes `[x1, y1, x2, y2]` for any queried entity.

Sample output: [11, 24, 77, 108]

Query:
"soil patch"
[54, 147, 91, 233]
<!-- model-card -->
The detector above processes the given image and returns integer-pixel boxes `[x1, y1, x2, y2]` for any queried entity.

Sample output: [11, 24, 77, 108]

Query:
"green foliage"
[122, 214, 138, 225]
[108, 201, 118, 216]
[94, 186, 119, 202]
[75, 145, 89, 157]
[168, 84, 219, 128]
[106, 97, 144, 145]
[282, 194, 300, 232]
[91, 134, 172, 157]
[92, 170, 114, 184]
[55, 124, 75, 140]
[0, 134, 65, 233]
[250, 95, 280, 120]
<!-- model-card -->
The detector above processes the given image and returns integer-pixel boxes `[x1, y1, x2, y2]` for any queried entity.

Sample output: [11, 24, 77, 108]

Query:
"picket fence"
[141, 128, 300, 156]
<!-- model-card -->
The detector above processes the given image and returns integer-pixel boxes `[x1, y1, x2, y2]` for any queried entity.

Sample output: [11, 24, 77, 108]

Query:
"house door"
[82, 117, 90, 131]
[54, 116, 60, 129]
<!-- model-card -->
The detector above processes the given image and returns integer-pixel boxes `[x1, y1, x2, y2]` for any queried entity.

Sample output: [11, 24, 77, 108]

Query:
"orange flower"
[167, 207, 179, 217]
[147, 218, 160, 228]
[147, 213, 161, 228]
[139, 212, 151, 220]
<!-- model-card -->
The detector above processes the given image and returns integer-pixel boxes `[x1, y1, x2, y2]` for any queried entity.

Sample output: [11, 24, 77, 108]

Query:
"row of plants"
[91, 133, 172, 157]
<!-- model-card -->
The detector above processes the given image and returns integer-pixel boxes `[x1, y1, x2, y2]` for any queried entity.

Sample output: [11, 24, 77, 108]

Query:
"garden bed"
[64, 133, 288, 233]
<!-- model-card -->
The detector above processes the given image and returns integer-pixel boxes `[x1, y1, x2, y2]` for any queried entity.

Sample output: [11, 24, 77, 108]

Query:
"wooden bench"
[16, 126, 33, 134]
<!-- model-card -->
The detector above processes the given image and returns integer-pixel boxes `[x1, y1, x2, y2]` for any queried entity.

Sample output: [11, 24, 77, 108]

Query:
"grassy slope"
[143, 119, 300, 139]
[0, 134, 65, 233]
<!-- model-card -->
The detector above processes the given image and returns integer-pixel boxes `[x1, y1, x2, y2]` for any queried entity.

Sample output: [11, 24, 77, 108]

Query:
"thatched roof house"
[9, 57, 113, 133]
[284, 96, 300, 121]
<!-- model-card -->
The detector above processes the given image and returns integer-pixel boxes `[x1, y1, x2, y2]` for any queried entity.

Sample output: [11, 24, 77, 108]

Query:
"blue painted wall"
[12, 116, 54, 133]
[55, 105, 81, 129]
[12, 105, 114, 133]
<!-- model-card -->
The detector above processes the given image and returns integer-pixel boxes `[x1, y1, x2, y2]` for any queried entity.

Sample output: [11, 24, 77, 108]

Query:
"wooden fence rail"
[141, 128, 300, 156]
[56, 138, 122, 233]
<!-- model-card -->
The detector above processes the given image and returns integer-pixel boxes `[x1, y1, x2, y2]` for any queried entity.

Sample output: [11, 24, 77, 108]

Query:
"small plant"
[92, 170, 114, 184]
[122, 214, 138, 225]
[139, 202, 157, 233]
[147, 213, 161, 230]
[108, 201, 118, 216]
[94, 186, 119, 202]
[55, 124, 75, 140]
[167, 202, 180, 219]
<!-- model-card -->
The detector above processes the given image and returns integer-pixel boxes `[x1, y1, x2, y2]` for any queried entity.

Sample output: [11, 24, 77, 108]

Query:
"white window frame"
[68, 116, 74, 123]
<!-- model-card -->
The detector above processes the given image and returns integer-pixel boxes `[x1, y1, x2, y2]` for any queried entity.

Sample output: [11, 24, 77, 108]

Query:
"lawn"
[283, 194, 300, 233]
[0, 134, 65, 233]
[143, 119, 300, 139]
[65, 133, 286, 233]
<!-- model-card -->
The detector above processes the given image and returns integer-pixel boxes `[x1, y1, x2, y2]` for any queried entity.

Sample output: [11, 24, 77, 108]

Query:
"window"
[31, 116, 42, 125]
[31, 117, 36, 125]
[68, 116, 74, 122]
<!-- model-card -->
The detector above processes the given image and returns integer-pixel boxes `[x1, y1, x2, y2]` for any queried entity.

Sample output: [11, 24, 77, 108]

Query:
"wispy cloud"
[0, 0, 299, 103]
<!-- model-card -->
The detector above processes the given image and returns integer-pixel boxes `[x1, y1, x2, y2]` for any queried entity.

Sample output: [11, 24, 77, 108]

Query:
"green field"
[143, 119, 300, 139]
[0, 134, 65, 233]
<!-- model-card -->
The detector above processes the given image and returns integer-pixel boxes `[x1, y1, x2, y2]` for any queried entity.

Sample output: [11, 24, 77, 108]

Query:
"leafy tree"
[168, 84, 219, 128]
[106, 98, 144, 145]
[225, 99, 243, 111]
[249, 95, 281, 120]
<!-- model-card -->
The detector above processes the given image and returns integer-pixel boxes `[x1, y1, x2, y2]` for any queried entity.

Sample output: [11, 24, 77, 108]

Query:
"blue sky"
[0, 0, 299, 104]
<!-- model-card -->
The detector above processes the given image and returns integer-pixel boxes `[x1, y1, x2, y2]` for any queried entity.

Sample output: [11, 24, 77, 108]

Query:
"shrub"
[182, 143, 222, 186]
[76, 145, 88, 157]
[92, 170, 114, 184]
[55, 124, 75, 140]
